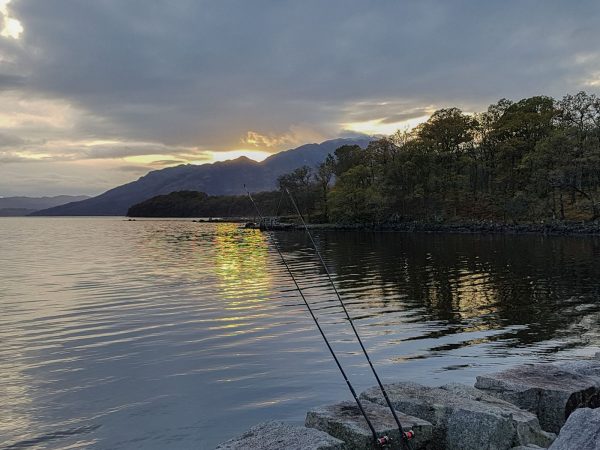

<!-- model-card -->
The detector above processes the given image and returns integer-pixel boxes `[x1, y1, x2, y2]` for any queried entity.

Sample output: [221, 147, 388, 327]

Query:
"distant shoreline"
[17, 215, 600, 235]
[299, 221, 600, 235]
[224, 219, 600, 236]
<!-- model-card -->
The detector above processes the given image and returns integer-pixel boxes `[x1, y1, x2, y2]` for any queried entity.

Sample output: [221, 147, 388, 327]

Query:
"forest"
[129, 92, 600, 225]
[126, 190, 284, 218]
[281, 91, 600, 224]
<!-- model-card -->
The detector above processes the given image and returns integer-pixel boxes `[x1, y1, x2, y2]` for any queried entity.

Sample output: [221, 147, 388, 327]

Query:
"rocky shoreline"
[249, 220, 600, 236]
[216, 352, 600, 449]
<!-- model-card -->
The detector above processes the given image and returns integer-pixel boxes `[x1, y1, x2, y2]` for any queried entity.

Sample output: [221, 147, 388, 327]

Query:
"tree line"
[127, 190, 288, 218]
[128, 92, 600, 224]
[280, 92, 600, 224]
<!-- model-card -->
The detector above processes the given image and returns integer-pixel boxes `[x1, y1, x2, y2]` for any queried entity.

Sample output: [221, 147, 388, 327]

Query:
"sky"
[1, 1, 600, 197]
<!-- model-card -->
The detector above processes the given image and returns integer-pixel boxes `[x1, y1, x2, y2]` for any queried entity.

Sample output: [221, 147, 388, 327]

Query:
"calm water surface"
[1, 217, 599, 449]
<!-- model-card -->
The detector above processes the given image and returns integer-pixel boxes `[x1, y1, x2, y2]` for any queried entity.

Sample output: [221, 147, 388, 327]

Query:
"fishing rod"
[284, 188, 415, 450]
[243, 185, 388, 447]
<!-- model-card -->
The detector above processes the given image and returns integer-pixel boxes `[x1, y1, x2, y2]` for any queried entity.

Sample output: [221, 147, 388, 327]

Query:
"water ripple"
[1, 218, 599, 449]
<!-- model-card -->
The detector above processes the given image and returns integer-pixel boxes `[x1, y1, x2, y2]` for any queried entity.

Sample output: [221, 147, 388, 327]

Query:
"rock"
[548, 408, 600, 450]
[215, 421, 345, 450]
[442, 384, 555, 448]
[475, 364, 600, 433]
[361, 382, 554, 450]
[305, 399, 433, 449]
[553, 359, 600, 382]
[510, 446, 544, 450]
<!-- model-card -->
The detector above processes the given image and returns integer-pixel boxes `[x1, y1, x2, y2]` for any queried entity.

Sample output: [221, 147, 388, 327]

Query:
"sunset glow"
[342, 115, 430, 136]
[208, 149, 271, 163]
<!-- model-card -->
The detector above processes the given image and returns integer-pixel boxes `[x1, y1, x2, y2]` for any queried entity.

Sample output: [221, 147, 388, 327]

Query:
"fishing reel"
[377, 430, 415, 448]
[377, 435, 391, 447]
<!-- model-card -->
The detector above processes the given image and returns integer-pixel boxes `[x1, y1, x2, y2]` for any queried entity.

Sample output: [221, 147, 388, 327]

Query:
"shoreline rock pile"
[216, 353, 600, 449]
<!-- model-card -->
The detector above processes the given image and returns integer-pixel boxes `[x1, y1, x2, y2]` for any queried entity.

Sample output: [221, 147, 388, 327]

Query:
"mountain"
[0, 195, 90, 216]
[32, 137, 371, 216]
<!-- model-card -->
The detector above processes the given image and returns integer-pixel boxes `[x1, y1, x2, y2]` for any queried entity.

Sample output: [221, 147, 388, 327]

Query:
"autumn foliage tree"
[278, 92, 600, 224]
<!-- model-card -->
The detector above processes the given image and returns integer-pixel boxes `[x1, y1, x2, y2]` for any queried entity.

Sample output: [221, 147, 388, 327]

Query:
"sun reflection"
[213, 223, 271, 304]
[425, 267, 499, 332]
[453, 270, 498, 321]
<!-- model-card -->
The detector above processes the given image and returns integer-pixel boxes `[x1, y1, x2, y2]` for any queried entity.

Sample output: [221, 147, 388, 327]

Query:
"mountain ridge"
[32, 137, 371, 216]
[0, 195, 90, 216]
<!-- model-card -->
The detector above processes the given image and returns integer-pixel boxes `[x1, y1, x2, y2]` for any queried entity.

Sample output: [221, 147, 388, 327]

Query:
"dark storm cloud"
[9, 0, 600, 148]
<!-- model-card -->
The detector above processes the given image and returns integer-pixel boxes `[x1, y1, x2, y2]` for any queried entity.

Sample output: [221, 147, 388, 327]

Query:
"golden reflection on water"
[453, 270, 498, 320]
[425, 267, 500, 332]
[213, 224, 272, 307]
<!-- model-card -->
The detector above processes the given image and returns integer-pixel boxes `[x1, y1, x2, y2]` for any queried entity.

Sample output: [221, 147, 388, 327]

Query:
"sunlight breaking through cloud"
[342, 115, 430, 136]
[0, 0, 23, 39]
[207, 149, 271, 163]
[1, 1, 600, 196]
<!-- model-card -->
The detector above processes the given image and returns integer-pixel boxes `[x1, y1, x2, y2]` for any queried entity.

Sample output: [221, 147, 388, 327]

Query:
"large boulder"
[548, 408, 600, 450]
[360, 382, 554, 450]
[305, 399, 433, 449]
[475, 363, 600, 433]
[215, 421, 345, 450]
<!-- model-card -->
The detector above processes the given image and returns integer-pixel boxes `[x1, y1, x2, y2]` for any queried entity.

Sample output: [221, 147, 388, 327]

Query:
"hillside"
[0, 195, 90, 216]
[32, 137, 370, 216]
[127, 191, 284, 218]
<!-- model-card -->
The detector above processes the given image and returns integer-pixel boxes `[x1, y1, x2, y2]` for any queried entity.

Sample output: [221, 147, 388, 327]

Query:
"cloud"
[148, 159, 187, 166]
[242, 131, 293, 148]
[115, 164, 154, 173]
[0, 0, 23, 39]
[241, 126, 327, 149]
[0, 73, 24, 90]
[2, 0, 600, 195]
[0, 131, 25, 147]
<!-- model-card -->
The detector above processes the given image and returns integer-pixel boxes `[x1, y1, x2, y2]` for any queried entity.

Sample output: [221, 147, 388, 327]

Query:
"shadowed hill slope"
[32, 137, 370, 216]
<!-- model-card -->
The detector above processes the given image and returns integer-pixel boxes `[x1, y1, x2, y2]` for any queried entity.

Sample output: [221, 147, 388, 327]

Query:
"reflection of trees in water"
[273, 231, 600, 350]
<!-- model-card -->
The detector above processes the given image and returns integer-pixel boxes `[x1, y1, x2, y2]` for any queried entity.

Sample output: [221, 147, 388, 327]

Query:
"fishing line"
[243, 185, 381, 445]
[284, 188, 414, 450]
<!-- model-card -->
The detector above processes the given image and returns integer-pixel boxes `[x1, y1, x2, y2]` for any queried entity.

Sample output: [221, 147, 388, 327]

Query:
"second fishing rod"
[244, 185, 386, 447]
[283, 187, 415, 450]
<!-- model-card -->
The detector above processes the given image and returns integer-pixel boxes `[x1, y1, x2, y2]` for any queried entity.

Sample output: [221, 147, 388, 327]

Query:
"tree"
[277, 166, 317, 219]
[276, 92, 600, 224]
[333, 144, 365, 176]
[315, 154, 336, 220]
[416, 108, 478, 157]
[328, 165, 383, 223]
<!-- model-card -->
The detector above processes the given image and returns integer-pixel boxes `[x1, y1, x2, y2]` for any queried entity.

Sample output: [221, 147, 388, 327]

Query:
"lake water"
[1, 217, 599, 449]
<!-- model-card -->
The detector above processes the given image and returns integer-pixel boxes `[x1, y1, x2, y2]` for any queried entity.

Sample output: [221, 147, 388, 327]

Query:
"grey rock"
[305, 399, 433, 449]
[215, 421, 345, 450]
[553, 359, 600, 382]
[475, 363, 600, 433]
[548, 408, 600, 450]
[510, 446, 544, 450]
[442, 384, 555, 448]
[361, 382, 555, 450]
